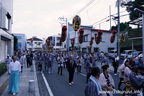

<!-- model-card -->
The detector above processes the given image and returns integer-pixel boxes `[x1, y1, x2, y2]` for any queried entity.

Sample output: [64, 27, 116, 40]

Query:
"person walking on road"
[112, 55, 119, 75]
[66, 55, 77, 86]
[5, 54, 12, 74]
[8, 56, 21, 96]
[37, 53, 44, 72]
[76, 53, 84, 73]
[85, 67, 102, 96]
[26, 53, 31, 68]
[57, 54, 64, 75]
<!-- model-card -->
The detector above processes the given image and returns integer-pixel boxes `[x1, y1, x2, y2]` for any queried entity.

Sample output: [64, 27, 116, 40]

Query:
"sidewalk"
[1, 61, 40, 96]
[0, 72, 10, 95]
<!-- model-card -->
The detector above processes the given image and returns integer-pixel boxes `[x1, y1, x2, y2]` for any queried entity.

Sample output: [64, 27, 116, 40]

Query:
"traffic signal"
[90, 37, 94, 46]
[71, 38, 75, 47]
[61, 26, 67, 42]
[95, 30, 103, 44]
[110, 31, 116, 43]
[78, 29, 84, 44]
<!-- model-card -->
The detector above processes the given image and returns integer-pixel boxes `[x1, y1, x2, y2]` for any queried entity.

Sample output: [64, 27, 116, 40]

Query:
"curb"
[33, 61, 40, 96]
[0, 77, 9, 96]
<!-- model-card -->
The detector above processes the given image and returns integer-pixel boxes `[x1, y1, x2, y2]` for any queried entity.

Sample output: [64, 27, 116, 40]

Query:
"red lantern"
[90, 37, 94, 46]
[78, 29, 84, 44]
[95, 30, 103, 45]
[110, 31, 116, 43]
[71, 38, 75, 47]
[61, 26, 67, 42]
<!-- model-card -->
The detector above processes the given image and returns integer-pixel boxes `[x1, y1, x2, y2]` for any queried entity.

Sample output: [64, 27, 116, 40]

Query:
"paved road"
[36, 58, 124, 96]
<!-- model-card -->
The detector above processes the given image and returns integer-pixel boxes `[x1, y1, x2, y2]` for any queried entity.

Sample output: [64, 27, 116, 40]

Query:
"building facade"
[43, 35, 66, 51]
[13, 33, 27, 51]
[27, 37, 43, 51]
[52, 35, 66, 51]
[68, 23, 117, 53]
[0, 0, 14, 62]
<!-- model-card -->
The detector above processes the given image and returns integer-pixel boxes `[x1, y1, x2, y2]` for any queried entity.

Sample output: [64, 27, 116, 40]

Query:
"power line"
[91, 11, 128, 25]
[93, 13, 129, 27]
[68, 0, 96, 21]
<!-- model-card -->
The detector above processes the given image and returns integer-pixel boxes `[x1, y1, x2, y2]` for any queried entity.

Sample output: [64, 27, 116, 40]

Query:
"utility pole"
[109, 5, 111, 32]
[58, 16, 68, 51]
[117, 0, 121, 64]
[134, 8, 144, 66]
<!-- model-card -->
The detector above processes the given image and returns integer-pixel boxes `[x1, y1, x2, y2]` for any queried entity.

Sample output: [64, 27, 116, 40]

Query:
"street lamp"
[134, 8, 144, 66]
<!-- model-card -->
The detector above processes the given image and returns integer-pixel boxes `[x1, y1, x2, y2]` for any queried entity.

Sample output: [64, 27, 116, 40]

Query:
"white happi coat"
[99, 73, 115, 96]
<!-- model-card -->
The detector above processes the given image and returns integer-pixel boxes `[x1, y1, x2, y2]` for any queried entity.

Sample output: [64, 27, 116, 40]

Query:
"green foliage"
[122, 0, 144, 20]
[0, 63, 7, 76]
[111, 22, 130, 31]
[12, 34, 18, 51]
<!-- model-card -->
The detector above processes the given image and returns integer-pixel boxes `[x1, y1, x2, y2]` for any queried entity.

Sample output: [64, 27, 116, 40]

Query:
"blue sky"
[13, 0, 130, 39]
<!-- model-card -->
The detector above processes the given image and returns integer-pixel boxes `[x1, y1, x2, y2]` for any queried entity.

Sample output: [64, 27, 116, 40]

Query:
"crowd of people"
[5, 50, 144, 96]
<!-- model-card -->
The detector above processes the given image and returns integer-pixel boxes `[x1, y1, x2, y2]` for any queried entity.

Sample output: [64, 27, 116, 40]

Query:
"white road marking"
[79, 73, 86, 77]
[41, 72, 54, 96]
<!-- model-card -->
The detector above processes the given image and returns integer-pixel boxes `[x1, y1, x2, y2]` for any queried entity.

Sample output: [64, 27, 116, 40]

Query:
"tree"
[111, 22, 130, 31]
[122, 0, 144, 21]
[12, 34, 18, 51]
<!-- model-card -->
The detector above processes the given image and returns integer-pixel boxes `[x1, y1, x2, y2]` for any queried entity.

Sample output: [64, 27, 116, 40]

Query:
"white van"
[108, 50, 117, 58]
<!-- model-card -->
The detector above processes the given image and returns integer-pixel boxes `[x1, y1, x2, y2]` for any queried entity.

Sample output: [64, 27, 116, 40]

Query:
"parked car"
[108, 49, 117, 59]
[137, 53, 143, 58]
[128, 51, 142, 59]
[121, 50, 137, 59]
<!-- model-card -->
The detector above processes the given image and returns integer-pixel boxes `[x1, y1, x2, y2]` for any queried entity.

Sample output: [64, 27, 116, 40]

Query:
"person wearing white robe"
[99, 65, 115, 96]
[8, 56, 21, 95]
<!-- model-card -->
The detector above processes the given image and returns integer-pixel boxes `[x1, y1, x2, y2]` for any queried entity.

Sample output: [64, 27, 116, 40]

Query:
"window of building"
[37, 42, 41, 45]
[57, 37, 60, 40]
[17, 42, 21, 49]
[82, 48, 87, 53]
[17, 36, 22, 39]
[56, 43, 59, 46]
[94, 48, 99, 52]
[4, 13, 11, 31]
[83, 35, 88, 42]
[108, 48, 114, 53]
[95, 34, 97, 38]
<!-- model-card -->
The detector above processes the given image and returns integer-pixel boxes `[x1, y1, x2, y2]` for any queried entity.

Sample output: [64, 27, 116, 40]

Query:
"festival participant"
[99, 65, 115, 96]
[37, 53, 44, 72]
[57, 54, 64, 75]
[26, 53, 31, 68]
[17, 54, 25, 73]
[118, 60, 129, 90]
[129, 64, 144, 96]
[76, 53, 84, 73]
[45, 53, 50, 73]
[113, 55, 119, 75]
[123, 61, 132, 96]
[85, 67, 102, 96]
[5, 54, 12, 74]
[66, 55, 77, 86]
[8, 56, 21, 96]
